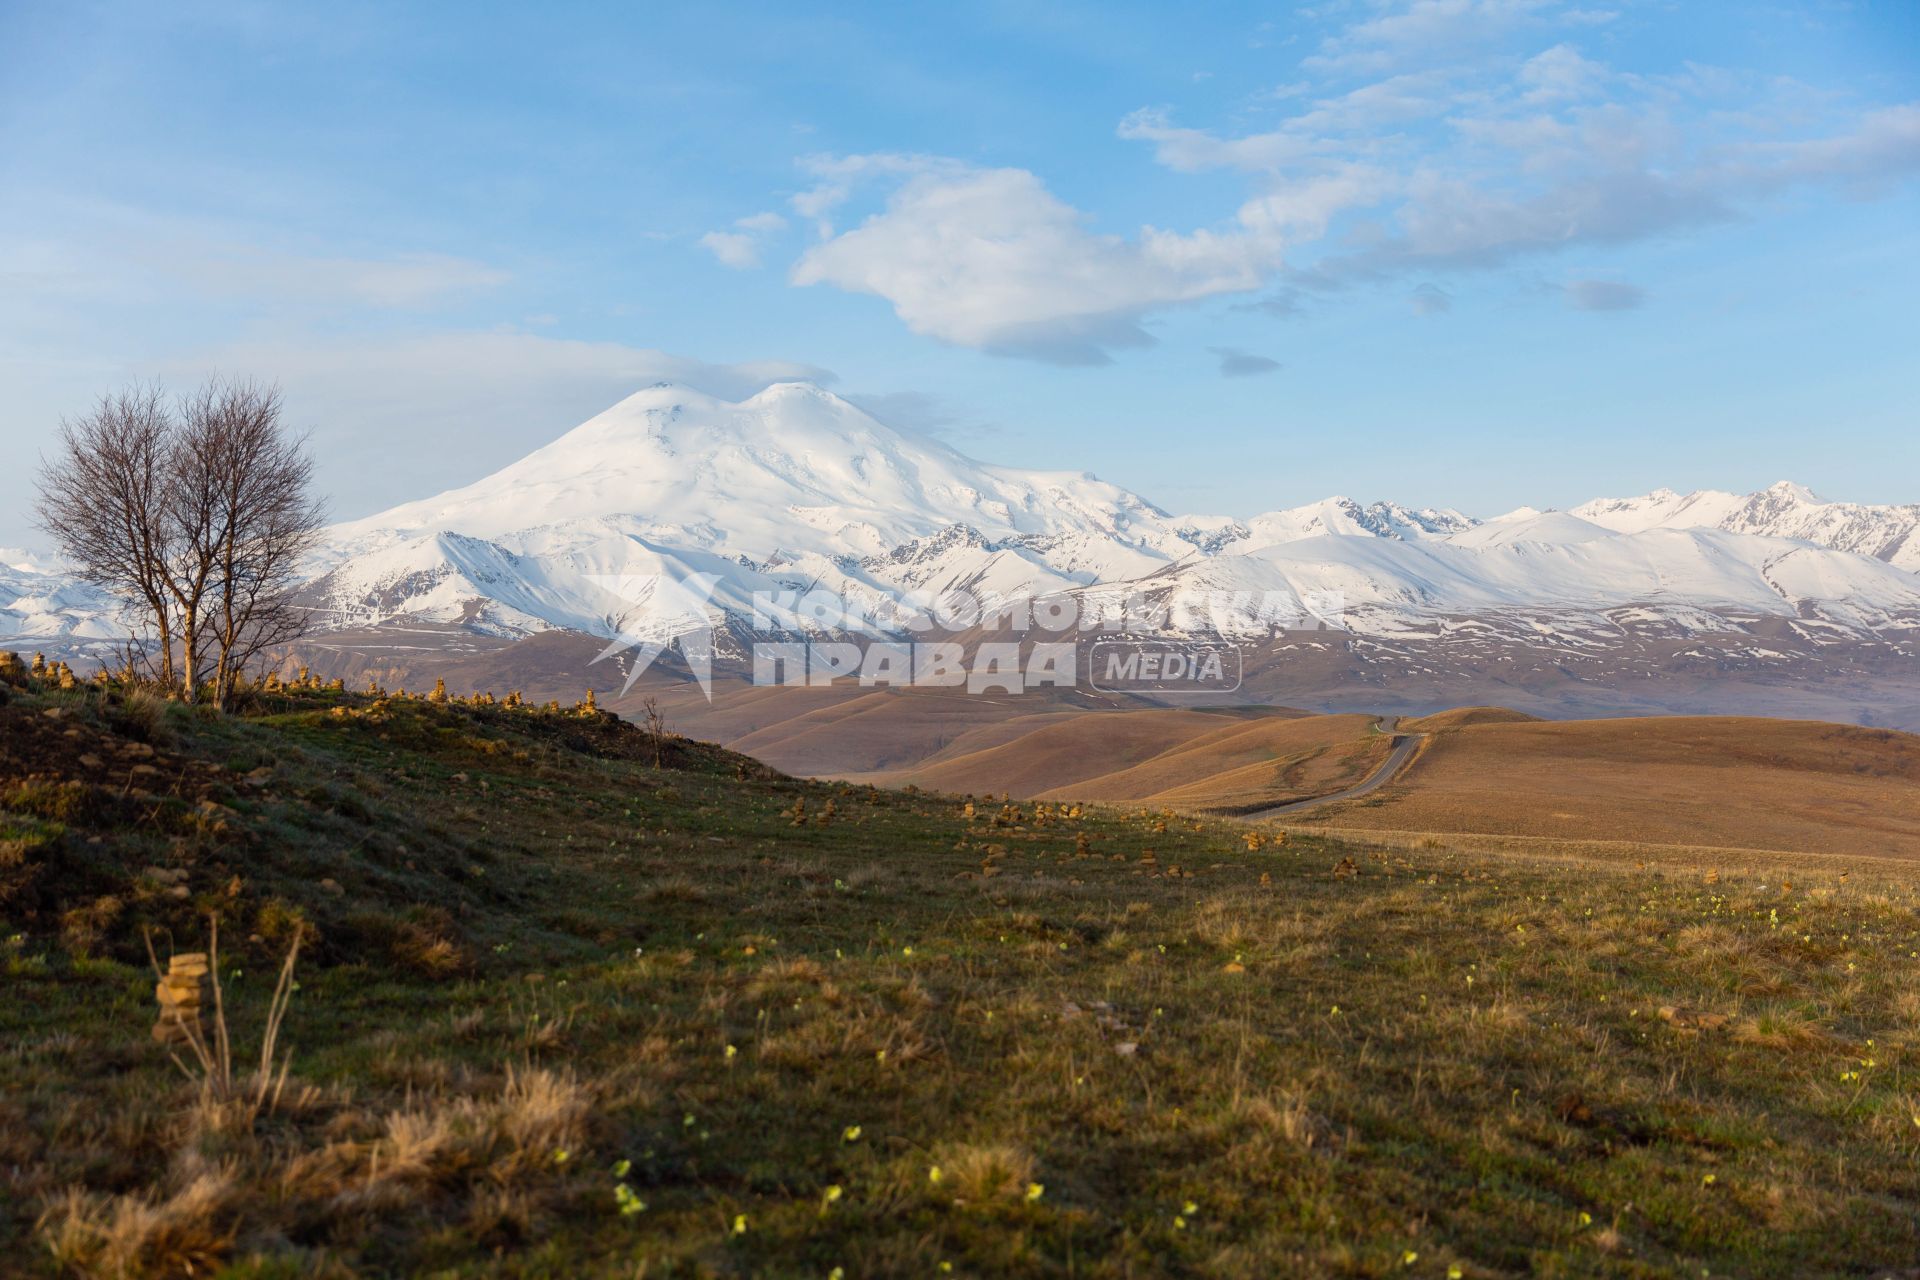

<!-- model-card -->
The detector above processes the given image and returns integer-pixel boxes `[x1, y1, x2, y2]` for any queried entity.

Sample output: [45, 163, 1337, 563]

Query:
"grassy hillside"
[4, 673, 1920, 1277]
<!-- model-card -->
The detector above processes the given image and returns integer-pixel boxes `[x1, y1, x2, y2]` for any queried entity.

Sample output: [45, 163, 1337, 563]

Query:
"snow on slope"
[13, 381, 1918, 658]
[1576, 482, 1920, 571]
[1445, 510, 1613, 549]
[1094, 527, 1920, 640]
[309, 382, 1221, 636]
[0, 558, 128, 643]
[1186, 497, 1475, 555]
[304, 387, 1918, 645]
[327, 382, 1191, 564]
[1572, 487, 1746, 534]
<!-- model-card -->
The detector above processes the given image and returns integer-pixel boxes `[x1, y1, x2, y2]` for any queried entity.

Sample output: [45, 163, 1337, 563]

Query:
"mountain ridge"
[6, 384, 1918, 687]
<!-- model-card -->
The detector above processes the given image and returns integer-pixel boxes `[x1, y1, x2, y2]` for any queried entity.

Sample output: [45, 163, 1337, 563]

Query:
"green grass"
[3, 679, 1919, 1277]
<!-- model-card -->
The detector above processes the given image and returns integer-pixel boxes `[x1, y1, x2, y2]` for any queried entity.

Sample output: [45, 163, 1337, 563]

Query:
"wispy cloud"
[0, 205, 510, 312]
[698, 212, 790, 269]
[713, 2, 1919, 362]
[1210, 346, 1283, 376]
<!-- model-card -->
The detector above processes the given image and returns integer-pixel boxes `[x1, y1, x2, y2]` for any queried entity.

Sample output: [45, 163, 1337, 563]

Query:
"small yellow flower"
[1448, 1267, 1464, 1280]
[843, 1125, 863, 1143]
[1025, 1182, 1045, 1202]
[725, 1043, 738, 1059]
[1183, 1200, 1198, 1215]
[1578, 1211, 1592, 1226]
[1403, 1250, 1419, 1265]
[929, 1165, 943, 1183]
[552, 1148, 570, 1164]
[1701, 1173, 1716, 1186]
[732, 1213, 748, 1235]
[824, 1184, 843, 1205]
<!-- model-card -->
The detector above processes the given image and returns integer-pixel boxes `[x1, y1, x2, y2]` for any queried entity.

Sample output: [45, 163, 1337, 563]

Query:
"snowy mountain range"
[6, 382, 1919, 670]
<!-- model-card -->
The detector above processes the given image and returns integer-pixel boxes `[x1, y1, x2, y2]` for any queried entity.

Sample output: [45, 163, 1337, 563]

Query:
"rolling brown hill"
[852, 706, 1382, 805]
[848, 708, 1389, 809]
[1283, 715, 1920, 858]
[280, 630, 1920, 856]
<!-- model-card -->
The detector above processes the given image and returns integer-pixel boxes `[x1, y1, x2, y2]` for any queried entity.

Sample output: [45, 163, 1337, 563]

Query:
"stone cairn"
[153, 950, 210, 1047]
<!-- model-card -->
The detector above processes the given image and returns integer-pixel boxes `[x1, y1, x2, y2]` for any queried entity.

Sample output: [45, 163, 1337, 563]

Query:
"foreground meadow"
[3, 675, 1918, 1277]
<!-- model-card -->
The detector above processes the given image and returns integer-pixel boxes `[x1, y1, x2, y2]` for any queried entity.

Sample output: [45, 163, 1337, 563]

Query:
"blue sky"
[2, 1, 1916, 545]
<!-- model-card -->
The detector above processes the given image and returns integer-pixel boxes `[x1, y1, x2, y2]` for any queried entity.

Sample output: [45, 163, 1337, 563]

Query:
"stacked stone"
[153, 951, 210, 1046]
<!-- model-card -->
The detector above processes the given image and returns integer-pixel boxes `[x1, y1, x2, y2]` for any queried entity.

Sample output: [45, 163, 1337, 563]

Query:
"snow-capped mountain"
[1092, 518, 1920, 641]
[1575, 482, 1920, 571]
[0, 552, 126, 645]
[1176, 498, 1475, 556]
[296, 384, 1918, 646]
[324, 382, 1194, 565]
[8, 384, 1919, 696]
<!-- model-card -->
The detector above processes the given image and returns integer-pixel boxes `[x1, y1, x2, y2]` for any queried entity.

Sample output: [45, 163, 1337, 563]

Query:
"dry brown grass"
[930, 1142, 1037, 1206]
[1283, 715, 1920, 858]
[37, 1066, 593, 1277]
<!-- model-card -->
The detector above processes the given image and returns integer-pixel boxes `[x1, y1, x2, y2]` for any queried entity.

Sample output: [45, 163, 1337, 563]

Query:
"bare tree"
[642, 695, 669, 767]
[184, 382, 325, 710]
[34, 378, 325, 707]
[35, 386, 181, 686]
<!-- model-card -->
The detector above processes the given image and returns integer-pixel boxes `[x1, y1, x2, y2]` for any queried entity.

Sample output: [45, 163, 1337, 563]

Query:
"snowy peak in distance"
[1180, 497, 1474, 556]
[1446, 510, 1612, 549]
[328, 380, 1189, 565]
[1576, 482, 1920, 570]
[12, 377, 1920, 674]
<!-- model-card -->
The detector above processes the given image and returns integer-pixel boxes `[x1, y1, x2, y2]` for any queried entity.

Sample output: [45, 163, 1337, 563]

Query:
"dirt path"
[1239, 715, 1425, 821]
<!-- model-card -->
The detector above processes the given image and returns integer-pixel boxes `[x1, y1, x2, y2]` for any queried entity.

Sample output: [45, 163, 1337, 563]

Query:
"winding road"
[1239, 715, 1426, 822]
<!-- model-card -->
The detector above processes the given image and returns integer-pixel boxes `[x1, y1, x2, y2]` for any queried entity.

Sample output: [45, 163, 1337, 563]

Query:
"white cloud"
[1122, 35, 1920, 288]
[726, 3, 1920, 361]
[790, 164, 1284, 363]
[698, 211, 791, 269]
[1518, 44, 1607, 103]
[699, 231, 762, 269]
[1305, 0, 1551, 75]
[788, 153, 957, 233]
